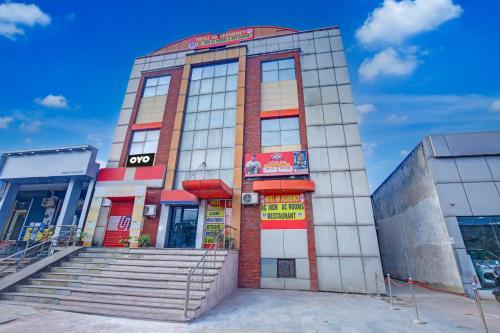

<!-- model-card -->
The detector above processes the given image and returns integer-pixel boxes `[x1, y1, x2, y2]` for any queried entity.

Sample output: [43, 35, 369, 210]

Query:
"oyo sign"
[187, 28, 254, 50]
[126, 153, 155, 167]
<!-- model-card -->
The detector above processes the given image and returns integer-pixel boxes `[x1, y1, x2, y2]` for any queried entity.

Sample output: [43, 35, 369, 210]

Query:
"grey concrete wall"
[372, 144, 463, 291]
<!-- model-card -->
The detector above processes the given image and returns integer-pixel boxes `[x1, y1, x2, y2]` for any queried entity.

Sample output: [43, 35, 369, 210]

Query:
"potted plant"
[137, 234, 152, 248]
[118, 236, 132, 247]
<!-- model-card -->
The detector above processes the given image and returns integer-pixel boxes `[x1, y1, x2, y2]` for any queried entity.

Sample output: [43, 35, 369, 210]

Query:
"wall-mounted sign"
[244, 151, 308, 178]
[203, 200, 231, 248]
[260, 194, 306, 229]
[126, 153, 155, 167]
[188, 28, 254, 50]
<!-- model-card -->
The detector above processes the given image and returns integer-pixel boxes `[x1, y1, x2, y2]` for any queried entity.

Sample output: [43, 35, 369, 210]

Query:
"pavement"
[0, 286, 498, 333]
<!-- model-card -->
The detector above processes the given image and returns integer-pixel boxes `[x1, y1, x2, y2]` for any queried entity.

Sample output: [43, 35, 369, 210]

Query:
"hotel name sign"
[188, 28, 254, 50]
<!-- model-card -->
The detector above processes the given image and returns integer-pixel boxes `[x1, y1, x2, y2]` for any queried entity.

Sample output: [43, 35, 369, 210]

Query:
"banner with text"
[244, 151, 308, 178]
[260, 194, 306, 229]
[188, 28, 254, 50]
[203, 200, 231, 248]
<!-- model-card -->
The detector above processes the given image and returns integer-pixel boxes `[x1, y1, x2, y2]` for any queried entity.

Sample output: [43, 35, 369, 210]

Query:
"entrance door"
[103, 201, 133, 247]
[4, 210, 27, 240]
[166, 207, 198, 248]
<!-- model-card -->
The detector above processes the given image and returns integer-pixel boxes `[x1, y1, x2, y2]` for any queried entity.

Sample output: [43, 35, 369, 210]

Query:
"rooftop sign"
[188, 28, 254, 50]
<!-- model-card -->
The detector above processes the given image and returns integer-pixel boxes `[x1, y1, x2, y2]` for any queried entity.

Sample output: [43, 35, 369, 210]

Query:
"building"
[372, 131, 500, 295]
[83, 25, 383, 293]
[0, 146, 99, 243]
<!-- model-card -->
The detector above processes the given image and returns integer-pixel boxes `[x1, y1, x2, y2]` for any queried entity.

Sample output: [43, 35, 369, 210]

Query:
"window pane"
[202, 66, 215, 78]
[189, 80, 201, 95]
[198, 95, 212, 111]
[221, 128, 235, 147]
[205, 149, 221, 170]
[143, 86, 156, 97]
[262, 131, 280, 146]
[226, 75, 238, 91]
[145, 77, 158, 87]
[146, 130, 160, 141]
[177, 151, 192, 171]
[262, 60, 278, 72]
[224, 91, 237, 108]
[155, 84, 168, 96]
[191, 149, 207, 169]
[279, 68, 295, 81]
[195, 111, 210, 130]
[130, 142, 144, 155]
[227, 62, 238, 75]
[132, 131, 147, 142]
[143, 141, 158, 154]
[180, 131, 194, 150]
[211, 93, 225, 110]
[207, 129, 222, 148]
[281, 130, 300, 145]
[191, 67, 202, 80]
[280, 117, 299, 130]
[262, 70, 278, 82]
[184, 114, 196, 131]
[200, 78, 213, 95]
[223, 109, 236, 128]
[261, 119, 279, 132]
[193, 131, 209, 150]
[209, 110, 224, 128]
[186, 96, 199, 113]
[213, 77, 226, 93]
[214, 64, 227, 77]
[279, 58, 295, 70]
[158, 76, 170, 85]
[219, 169, 233, 187]
[220, 148, 234, 169]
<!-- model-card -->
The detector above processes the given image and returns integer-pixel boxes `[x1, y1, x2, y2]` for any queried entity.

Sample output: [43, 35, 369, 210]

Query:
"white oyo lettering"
[130, 157, 137, 163]
[129, 155, 151, 165]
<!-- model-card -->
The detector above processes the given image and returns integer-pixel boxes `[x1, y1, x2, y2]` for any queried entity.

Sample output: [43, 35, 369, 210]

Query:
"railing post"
[409, 277, 426, 324]
[387, 274, 399, 310]
[472, 278, 489, 333]
[184, 270, 192, 319]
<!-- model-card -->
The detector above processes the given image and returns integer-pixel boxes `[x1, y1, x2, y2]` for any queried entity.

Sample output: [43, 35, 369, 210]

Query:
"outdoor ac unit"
[143, 204, 157, 217]
[41, 197, 56, 208]
[242, 192, 259, 205]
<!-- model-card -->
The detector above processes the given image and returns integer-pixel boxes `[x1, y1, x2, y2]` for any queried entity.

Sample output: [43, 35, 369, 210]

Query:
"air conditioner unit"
[41, 197, 56, 208]
[143, 204, 157, 217]
[242, 192, 259, 205]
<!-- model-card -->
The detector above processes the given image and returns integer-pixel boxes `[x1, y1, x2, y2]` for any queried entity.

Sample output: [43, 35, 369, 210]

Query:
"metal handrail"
[183, 225, 237, 318]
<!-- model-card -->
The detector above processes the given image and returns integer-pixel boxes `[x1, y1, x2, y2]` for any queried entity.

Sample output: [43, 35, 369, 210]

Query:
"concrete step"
[41, 268, 218, 281]
[0, 300, 193, 322]
[72, 253, 226, 262]
[58, 261, 223, 270]
[83, 247, 224, 256]
[15, 284, 206, 299]
[28, 278, 211, 291]
[1, 292, 201, 311]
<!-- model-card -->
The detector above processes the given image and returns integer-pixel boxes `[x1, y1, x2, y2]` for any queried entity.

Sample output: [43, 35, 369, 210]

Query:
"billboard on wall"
[203, 200, 232, 248]
[260, 194, 306, 229]
[187, 28, 254, 50]
[244, 151, 308, 178]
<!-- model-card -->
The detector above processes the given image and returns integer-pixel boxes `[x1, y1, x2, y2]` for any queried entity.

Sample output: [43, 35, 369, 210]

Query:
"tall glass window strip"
[143, 75, 171, 97]
[261, 117, 300, 147]
[129, 130, 160, 155]
[261, 58, 295, 82]
[175, 61, 239, 188]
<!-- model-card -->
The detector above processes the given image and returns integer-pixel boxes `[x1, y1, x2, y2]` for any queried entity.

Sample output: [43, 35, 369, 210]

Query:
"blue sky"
[0, 0, 499, 191]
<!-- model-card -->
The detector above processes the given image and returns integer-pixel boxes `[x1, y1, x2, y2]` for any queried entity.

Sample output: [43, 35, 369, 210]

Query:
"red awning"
[182, 179, 233, 199]
[160, 190, 198, 205]
[253, 179, 315, 194]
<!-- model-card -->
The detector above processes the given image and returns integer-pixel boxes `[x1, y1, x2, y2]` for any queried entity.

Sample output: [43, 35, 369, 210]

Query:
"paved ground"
[0, 286, 498, 333]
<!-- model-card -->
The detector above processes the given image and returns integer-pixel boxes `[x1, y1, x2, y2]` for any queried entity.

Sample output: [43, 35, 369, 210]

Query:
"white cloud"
[0, 116, 13, 128]
[35, 95, 69, 109]
[356, 0, 462, 46]
[362, 142, 377, 157]
[386, 113, 409, 124]
[400, 149, 410, 157]
[490, 100, 500, 112]
[0, 2, 51, 40]
[355, 103, 377, 124]
[20, 120, 42, 133]
[359, 47, 417, 81]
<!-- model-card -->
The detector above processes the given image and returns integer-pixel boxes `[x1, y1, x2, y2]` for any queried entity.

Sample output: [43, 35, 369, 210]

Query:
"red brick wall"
[239, 50, 318, 290]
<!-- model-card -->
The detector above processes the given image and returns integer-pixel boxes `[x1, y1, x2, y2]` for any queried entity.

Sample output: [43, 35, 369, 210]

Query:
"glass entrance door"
[166, 207, 199, 248]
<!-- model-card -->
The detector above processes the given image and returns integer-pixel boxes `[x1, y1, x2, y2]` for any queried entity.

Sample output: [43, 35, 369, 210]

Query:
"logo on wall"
[107, 216, 132, 231]
[126, 153, 155, 167]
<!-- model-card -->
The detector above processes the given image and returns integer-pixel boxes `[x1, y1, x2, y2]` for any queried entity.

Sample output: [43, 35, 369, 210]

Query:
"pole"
[409, 277, 426, 324]
[375, 272, 382, 299]
[387, 274, 399, 310]
[472, 279, 489, 333]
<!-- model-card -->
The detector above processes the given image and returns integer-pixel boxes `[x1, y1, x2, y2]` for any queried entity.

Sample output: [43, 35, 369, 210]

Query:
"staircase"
[0, 247, 238, 321]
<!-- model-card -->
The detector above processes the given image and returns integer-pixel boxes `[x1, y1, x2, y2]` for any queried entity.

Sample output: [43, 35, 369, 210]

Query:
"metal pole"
[387, 274, 399, 310]
[184, 270, 192, 319]
[409, 277, 426, 324]
[472, 279, 489, 333]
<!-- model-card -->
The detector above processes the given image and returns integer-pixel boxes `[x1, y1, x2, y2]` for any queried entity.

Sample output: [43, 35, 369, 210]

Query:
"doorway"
[103, 200, 134, 247]
[166, 206, 199, 248]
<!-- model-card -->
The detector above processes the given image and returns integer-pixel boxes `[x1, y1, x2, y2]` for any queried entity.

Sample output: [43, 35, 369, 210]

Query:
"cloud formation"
[35, 94, 69, 109]
[0, 116, 14, 129]
[386, 113, 409, 124]
[356, 0, 462, 46]
[355, 103, 377, 124]
[490, 100, 500, 112]
[0, 2, 51, 40]
[359, 47, 417, 81]
[20, 120, 42, 133]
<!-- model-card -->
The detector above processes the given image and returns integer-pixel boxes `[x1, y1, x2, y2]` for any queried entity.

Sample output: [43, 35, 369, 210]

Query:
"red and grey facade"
[83, 26, 383, 293]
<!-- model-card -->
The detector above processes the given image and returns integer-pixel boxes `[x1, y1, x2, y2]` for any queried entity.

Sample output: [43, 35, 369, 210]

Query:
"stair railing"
[183, 225, 236, 319]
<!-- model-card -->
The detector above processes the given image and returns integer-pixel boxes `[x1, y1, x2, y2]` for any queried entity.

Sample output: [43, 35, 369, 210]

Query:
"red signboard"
[244, 151, 308, 178]
[187, 28, 254, 50]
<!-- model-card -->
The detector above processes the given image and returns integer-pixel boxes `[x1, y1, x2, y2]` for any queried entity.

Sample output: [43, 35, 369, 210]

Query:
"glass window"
[214, 64, 227, 77]
[202, 66, 215, 78]
[186, 96, 199, 113]
[143, 75, 170, 97]
[261, 59, 296, 82]
[191, 68, 202, 80]
[129, 130, 160, 155]
[277, 259, 296, 278]
[209, 110, 224, 128]
[200, 78, 213, 95]
[225, 91, 237, 108]
[189, 80, 201, 95]
[261, 117, 300, 147]
[198, 95, 212, 111]
[195, 111, 210, 130]
[213, 77, 226, 93]
[227, 62, 238, 75]
[211, 93, 225, 110]
[226, 75, 238, 91]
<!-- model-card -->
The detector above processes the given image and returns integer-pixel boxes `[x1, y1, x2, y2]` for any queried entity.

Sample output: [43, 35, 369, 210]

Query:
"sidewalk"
[0, 287, 498, 333]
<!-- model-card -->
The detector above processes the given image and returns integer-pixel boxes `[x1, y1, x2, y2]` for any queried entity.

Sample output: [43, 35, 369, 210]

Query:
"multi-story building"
[83, 25, 383, 293]
[372, 131, 500, 296]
